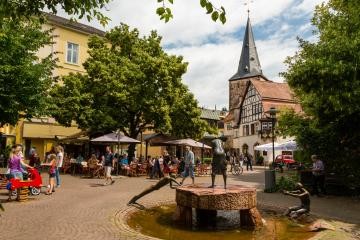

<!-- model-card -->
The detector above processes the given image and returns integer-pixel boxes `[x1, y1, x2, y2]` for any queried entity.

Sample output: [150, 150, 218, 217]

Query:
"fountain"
[173, 138, 262, 228]
[126, 138, 318, 240]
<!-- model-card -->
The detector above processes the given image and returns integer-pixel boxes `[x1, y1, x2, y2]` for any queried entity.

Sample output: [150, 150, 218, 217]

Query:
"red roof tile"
[251, 79, 294, 101]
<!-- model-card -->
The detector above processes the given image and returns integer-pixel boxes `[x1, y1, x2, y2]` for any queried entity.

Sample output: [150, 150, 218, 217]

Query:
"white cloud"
[58, 0, 322, 108]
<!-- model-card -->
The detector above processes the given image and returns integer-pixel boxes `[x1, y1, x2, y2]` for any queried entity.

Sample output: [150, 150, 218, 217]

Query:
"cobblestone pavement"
[1, 167, 359, 240]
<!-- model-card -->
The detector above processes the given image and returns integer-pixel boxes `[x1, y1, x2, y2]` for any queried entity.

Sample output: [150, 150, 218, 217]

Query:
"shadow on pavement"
[89, 183, 108, 187]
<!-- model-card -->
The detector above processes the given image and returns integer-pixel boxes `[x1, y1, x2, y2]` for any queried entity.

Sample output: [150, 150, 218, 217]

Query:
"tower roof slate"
[229, 17, 264, 81]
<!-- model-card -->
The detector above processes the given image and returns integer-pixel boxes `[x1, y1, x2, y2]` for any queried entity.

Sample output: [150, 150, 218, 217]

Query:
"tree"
[0, 18, 55, 126]
[0, 0, 110, 25]
[0, 0, 226, 26]
[279, 0, 360, 185]
[50, 24, 213, 158]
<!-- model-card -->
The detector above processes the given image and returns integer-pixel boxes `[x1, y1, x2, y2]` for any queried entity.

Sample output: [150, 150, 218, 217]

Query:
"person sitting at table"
[88, 154, 99, 178]
[88, 154, 99, 167]
[119, 154, 130, 175]
[76, 154, 84, 163]
[73, 153, 84, 174]
[120, 154, 129, 165]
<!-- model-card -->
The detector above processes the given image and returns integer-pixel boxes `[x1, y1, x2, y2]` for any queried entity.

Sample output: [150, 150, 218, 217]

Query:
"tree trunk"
[128, 143, 136, 163]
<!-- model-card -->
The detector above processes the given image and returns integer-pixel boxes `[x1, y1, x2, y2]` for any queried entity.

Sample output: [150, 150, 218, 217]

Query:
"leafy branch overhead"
[156, 0, 226, 24]
[0, 18, 56, 126]
[0, 0, 110, 26]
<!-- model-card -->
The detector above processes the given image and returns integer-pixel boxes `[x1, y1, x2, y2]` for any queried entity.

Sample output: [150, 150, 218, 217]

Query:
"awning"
[57, 130, 89, 144]
[22, 122, 81, 139]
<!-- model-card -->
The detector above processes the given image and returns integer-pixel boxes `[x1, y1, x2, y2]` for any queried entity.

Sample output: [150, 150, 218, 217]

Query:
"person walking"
[103, 146, 115, 185]
[55, 145, 64, 188]
[245, 153, 253, 171]
[44, 154, 57, 195]
[311, 155, 326, 196]
[180, 146, 195, 185]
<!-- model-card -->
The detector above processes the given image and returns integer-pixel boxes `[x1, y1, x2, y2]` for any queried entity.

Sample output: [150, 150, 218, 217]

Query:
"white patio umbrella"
[255, 140, 298, 151]
[90, 132, 140, 144]
[276, 140, 298, 151]
[163, 138, 211, 149]
[254, 142, 283, 151]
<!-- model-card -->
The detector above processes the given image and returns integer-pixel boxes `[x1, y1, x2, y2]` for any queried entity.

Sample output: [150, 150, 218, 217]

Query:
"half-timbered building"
[225, 16, 301, 164]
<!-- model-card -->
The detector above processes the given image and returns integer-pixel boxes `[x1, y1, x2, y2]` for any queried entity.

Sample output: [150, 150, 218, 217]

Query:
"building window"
[261, 121, 273, 132]
[235, 130, 239, 138]
[67, 42, 79, 64]
[250, 124, 255, 135]
[227, 123, 232, 130]
[243, 125, 249, 136]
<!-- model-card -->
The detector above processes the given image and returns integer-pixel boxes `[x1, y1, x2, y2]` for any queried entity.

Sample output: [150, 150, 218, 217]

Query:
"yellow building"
[0, 14, 163, 160]
[3, 14, 106, 160]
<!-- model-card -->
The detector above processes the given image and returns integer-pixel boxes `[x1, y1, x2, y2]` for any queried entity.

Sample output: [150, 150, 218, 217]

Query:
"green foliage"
[0, 145, 12, 161]
[202, 157, 212, 164]
[264, 174, 300, 193]
[276, 175, 299, 192]
[51, 23, 210, 146]
[0, 0, 110, 26]
[279, 0, 360, 185]
[155, 0, 226, 24]
[0, 18, 55, 126]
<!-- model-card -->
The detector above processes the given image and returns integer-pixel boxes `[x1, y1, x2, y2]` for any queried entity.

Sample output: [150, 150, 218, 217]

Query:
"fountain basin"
[174, 184, 262, 227]
[126, 204, 317, 240]
[176, 184, 256, 210]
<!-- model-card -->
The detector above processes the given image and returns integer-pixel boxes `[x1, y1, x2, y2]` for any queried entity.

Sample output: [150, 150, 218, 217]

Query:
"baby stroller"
[7, 168, 43, 196]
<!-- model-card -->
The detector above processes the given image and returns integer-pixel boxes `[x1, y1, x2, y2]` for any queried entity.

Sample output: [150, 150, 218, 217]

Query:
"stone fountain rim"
[118, 200, 321, 240]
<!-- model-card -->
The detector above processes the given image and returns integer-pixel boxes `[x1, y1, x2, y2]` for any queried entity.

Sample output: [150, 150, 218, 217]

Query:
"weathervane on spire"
[243, 0, 254, 17]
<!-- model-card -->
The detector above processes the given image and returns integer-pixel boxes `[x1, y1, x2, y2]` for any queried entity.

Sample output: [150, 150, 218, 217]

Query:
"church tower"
[229, 16, 267, 114]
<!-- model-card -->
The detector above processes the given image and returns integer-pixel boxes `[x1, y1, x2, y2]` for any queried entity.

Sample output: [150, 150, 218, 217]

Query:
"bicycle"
[231, 163, 243, 175]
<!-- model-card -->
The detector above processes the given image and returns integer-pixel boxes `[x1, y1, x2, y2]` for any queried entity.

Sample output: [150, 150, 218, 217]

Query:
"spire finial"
[244, 0, 253, 18]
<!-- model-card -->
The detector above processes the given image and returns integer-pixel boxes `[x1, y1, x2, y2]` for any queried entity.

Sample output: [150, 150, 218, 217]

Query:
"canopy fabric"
[90, 132, 140, 144]
[163, 138, 211, 149]
[254, 140, 298, 151]
[254, 142, 282, 151]
[276, 140, 298, 151]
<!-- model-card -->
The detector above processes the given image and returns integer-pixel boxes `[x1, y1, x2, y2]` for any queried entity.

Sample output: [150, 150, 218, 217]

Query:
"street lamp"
[264, 107, 279, 191]
[267, 107, 278, 169]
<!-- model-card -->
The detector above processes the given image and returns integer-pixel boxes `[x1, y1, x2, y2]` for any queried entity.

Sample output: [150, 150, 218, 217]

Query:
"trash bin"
[265, 169, 276, 191]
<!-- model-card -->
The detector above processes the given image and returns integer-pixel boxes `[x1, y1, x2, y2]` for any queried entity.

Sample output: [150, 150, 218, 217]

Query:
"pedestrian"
[239, 153, 244, 167]
[29, 148, 41, 170]
[44, 154, 57, 195]
[103, 146, 115, 185]
[152, 156, 163, 179]
[229, 154, 235, 172]
[180, 146, 195, 185]
[178, 157, 185, 175]
[311, 155, 326, 196]
[245, 153, 253, 171]
[7, 145, 33, 201]
[55, 145, 64, 188]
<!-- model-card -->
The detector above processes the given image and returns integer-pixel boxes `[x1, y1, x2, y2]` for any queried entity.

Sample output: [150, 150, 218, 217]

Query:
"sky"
[61, 0, 326, 110]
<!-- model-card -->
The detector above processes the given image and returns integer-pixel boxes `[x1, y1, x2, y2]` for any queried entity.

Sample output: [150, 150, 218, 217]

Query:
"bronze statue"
[128, 175, 181, 205]
[283, 182, 310, 219]
[210, 138, 227, 189]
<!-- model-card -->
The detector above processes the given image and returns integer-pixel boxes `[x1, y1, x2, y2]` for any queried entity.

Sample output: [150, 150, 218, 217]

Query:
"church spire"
[229, 16, 263, 81]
